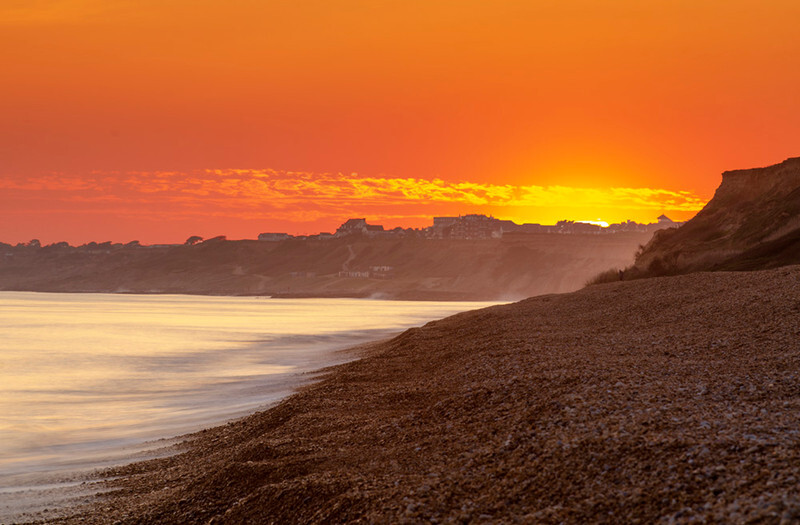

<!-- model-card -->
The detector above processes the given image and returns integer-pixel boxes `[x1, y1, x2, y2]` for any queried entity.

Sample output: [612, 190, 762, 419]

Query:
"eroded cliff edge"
[630, 157, 800, 277]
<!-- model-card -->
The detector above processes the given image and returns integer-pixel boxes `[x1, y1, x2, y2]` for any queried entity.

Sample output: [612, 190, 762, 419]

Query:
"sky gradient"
[2, 1, 799, 243]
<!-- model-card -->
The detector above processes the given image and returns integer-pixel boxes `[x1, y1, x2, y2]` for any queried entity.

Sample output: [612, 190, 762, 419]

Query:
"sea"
[0, 292, 495, 519]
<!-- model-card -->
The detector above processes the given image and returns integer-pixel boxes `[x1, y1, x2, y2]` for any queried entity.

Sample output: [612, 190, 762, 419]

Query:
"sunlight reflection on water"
[0, 292, 497, 480]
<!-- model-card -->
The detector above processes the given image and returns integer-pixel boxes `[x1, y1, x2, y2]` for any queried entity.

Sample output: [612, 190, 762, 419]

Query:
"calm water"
[0, 292, 495, 484]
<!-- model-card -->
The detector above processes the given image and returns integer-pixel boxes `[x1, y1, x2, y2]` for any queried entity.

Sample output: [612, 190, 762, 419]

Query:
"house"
[433, 216, 458, 228]
[369, 265, 395, 279]
[452, 214, 504, 239]
[258, 232, 292, 242]
[430, 214, 504, 239]
[338, 270, 370, 278]
[337, 218, 367, 234]
[335, 218, 386, 237]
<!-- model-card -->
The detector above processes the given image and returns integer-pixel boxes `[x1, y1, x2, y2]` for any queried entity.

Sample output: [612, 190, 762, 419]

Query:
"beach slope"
[57, 265, 800, 524]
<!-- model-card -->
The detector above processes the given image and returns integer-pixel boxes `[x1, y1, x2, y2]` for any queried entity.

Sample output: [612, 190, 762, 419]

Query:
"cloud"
[2, 169, 708, 224]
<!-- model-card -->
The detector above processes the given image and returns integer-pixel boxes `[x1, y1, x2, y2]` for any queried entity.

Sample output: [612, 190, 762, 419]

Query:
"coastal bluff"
[630, 156, 800, 277]
[0, 233, 651, 301]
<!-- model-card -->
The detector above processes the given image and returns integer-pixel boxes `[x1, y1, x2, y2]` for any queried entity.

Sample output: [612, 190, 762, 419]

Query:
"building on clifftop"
[335, 218, 386, 237]
[258, 232, 292, 241]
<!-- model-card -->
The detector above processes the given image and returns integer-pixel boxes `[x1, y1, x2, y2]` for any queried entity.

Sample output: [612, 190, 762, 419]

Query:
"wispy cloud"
[1, 169, 707, 225]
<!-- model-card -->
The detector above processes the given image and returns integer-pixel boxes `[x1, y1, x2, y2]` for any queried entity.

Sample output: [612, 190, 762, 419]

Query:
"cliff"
[0, 233, 652, 301]
[631, 157, 800, 276]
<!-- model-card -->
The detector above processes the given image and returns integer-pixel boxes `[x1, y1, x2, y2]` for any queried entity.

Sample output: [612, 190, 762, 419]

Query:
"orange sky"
[1, 1, 799, 244]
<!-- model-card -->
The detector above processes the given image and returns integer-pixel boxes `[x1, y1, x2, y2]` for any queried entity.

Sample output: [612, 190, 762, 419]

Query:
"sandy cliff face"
[633, 157, 800, 275]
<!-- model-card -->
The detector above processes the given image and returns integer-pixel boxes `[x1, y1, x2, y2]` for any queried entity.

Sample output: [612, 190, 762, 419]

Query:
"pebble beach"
[47, 266, 800, 524]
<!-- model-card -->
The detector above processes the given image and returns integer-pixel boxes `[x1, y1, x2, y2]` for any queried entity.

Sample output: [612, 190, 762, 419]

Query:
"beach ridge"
[49, 265, 800, 524]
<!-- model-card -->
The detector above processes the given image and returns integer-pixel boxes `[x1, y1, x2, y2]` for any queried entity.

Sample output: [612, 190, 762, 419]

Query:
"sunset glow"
[2, 1, 799, 243]
[0, 170, 706, 243]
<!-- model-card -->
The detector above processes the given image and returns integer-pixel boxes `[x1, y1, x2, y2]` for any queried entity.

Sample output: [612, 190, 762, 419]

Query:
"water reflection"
[0, 292, 497, 478]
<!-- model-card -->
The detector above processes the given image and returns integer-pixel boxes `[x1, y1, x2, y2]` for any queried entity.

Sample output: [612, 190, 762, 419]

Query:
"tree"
[185, 235, 203, 245]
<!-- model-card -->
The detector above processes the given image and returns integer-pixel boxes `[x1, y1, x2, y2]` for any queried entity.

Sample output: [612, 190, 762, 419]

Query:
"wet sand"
[44, 267, 800, 523]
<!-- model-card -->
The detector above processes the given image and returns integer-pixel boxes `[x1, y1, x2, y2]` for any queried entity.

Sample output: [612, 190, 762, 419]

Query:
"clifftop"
[716, 156, 800, 208]
[630, 156, 800, 276]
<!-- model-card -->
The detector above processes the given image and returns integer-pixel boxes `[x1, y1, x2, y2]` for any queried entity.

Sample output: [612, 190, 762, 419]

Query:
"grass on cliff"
[585, 268, 625, 286]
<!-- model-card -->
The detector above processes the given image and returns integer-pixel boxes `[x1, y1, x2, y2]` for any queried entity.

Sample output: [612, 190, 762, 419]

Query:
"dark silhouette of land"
[0, 233, 653, 300]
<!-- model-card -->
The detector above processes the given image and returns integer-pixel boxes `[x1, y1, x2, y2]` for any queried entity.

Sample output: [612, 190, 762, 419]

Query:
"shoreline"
[0, 289, 500, 302]
[0, 292, 497, 521]
[0, 439, 185, 524]
[1, 374, 323, 524]
[44, 265, 800, 523]
[1, 328, 395, 525]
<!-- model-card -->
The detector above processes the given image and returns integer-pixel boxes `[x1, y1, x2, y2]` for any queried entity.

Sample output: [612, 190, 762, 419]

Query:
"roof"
[341, 218, 367, 227]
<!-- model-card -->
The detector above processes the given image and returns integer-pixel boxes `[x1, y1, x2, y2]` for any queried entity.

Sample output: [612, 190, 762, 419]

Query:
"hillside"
[0, 233, 651, 300]
[629, 156, 800, 277]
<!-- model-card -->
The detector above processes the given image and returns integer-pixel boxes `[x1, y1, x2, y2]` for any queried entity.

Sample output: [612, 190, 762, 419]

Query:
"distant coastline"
[2, 213, 681, 249]
[0, 231, 656, 301]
